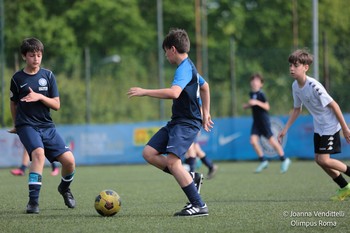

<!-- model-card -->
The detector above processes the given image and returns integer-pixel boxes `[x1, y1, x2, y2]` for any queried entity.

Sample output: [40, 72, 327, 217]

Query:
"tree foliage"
[1, 0, 350, 127]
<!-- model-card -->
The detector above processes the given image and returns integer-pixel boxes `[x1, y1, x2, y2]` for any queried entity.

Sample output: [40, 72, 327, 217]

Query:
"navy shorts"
[251, 121, 273, 139]
[17, 126, 70, 162]
[314, 131, 341, 154]
[147, 121, 200, 160]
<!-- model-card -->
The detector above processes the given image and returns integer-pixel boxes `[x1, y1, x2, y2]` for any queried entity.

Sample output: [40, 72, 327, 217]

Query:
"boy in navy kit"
[279, 49, 350, 200]
[10, 38, 76, 214]
[128, 28, 213, 217]
[243, 73, 291, 173]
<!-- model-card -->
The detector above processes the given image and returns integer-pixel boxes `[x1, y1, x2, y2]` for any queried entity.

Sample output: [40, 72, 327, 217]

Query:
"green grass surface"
[1, 160, 349, 233]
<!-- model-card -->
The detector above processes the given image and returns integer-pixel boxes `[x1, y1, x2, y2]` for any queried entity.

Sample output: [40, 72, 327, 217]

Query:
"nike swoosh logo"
[166, 146, 174, 149]
[20, 83, 28, 88]
[219, 133, 241, 146]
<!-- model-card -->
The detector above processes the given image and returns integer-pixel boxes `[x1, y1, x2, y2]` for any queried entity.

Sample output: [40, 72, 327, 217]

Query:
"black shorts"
[314, 131, 341, 154]
[251, 122, 273, 139]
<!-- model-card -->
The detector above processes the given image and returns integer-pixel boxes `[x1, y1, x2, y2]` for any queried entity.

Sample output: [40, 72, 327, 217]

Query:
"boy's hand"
[278, 130, 286, 144]
[248, 99, 258, 106]
[202, 114, 214, 132]
[127, 87, 145, 98]
[21, 87, 41, 102]
[342, 128, 350, 144]
[7, 128, 17, 134]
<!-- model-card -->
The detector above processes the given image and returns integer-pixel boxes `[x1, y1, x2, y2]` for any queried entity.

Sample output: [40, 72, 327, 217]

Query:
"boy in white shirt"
[279, 49, 350, 201]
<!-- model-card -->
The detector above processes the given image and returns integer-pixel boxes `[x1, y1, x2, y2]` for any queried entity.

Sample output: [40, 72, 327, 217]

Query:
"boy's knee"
[142, 150, 152, 162]
[315, 157, 328, 167]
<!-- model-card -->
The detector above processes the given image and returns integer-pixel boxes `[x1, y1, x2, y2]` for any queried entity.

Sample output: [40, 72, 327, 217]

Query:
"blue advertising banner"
[1, 114, 350, 167]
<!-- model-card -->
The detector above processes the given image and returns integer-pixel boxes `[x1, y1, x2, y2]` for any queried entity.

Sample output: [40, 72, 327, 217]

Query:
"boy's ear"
[171, 46, 177, 53]
[304, 64, 309, 72]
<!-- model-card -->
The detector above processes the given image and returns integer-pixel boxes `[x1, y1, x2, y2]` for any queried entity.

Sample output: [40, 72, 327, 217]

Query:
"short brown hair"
[288, 49, 313, 65]
[250, 73, 264, 83]
[162, 28, 190, 53]
[20, 38, 44, 56]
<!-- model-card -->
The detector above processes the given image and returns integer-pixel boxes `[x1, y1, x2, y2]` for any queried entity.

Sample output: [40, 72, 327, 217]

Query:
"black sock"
[333, 174, 348, 188]
[163, 167, 171, 174]
[259, 156, 267, 162]
[279, 156, 286, 161]
[59, 171, 75, 191]
[344, 166, 350, 177]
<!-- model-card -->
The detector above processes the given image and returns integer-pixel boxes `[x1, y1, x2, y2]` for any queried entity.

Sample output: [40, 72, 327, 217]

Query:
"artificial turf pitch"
[0, 160, 348, 233]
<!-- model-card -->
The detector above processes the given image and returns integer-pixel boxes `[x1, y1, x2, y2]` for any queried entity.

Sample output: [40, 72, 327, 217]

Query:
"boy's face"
[22, 51, 42, 70]
[250, 77, 263, 92]
[289, 62, 309, 80]
[164, 46, 176, 64]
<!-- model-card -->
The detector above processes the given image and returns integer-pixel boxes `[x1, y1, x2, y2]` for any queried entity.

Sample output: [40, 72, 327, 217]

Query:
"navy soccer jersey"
[250, 90, 270, 125]
[171, 58, 204, 125]
[10, 68, 59, 128]
[249, 90, 273, 138]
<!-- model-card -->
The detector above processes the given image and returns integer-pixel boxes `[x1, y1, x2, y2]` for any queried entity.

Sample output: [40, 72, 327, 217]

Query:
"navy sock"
[333, 174, 348, 188]
[279, 156, 286, 161]
[28, 172, 42, 204]
[201, 156, 213, 170]
[20, 164, 27, 172]
[187, 157, 196, 172]
[59, 171, 75, 191]
[182, 182, 204, 207]
[259, 156, 267, 162]
[51, 162, 58, 170]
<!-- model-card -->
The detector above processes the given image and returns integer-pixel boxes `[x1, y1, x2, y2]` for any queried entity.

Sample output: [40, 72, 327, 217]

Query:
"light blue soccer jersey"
[171, 58, 205, 123]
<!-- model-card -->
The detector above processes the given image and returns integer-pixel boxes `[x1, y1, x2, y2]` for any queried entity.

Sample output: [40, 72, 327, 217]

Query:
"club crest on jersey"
[38, 78, 48, 91]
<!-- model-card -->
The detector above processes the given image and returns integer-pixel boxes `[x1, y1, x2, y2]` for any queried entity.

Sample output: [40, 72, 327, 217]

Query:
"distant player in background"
[243, 73, 291, 173]
[10, 38, 76, 214]
[279, 49, 350, 201]
[184, 134, 218, 179]
[9, 146, 59, 176]
[128, 28, 213, 217]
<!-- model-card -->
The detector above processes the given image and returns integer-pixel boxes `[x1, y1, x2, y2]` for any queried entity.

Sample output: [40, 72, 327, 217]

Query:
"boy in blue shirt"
[10, 38, 76, 214]
[128, 28, 213, 217]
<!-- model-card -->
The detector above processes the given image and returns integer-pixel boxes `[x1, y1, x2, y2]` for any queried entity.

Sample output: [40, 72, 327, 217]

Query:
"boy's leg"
[27, 148, 46, 214]
[315, 154, 350, 200]
[11, 149, 30, 176]
[268, 136, 291, 173]
[50, 162, 60, 176]
[143, 145, 168, 169]
[251, 135, 268, 173]
[143, 145, 203, 193]
[195, 143, 218, 179]
[166, 154, 208, 217]
[56, 151, 76, 208]
[185, 143, 196, 172]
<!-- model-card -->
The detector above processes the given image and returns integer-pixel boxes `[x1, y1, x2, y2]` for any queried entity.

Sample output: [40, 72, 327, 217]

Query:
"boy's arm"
[9, 101, 17, 133]
[248, 99, 270, 111]
[278, 107, 302, 143]
[328, 101, 350, 143]
[21, 87, 60, 111]
[200, 82, 214, 132]
[128, 85, 182, 99]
